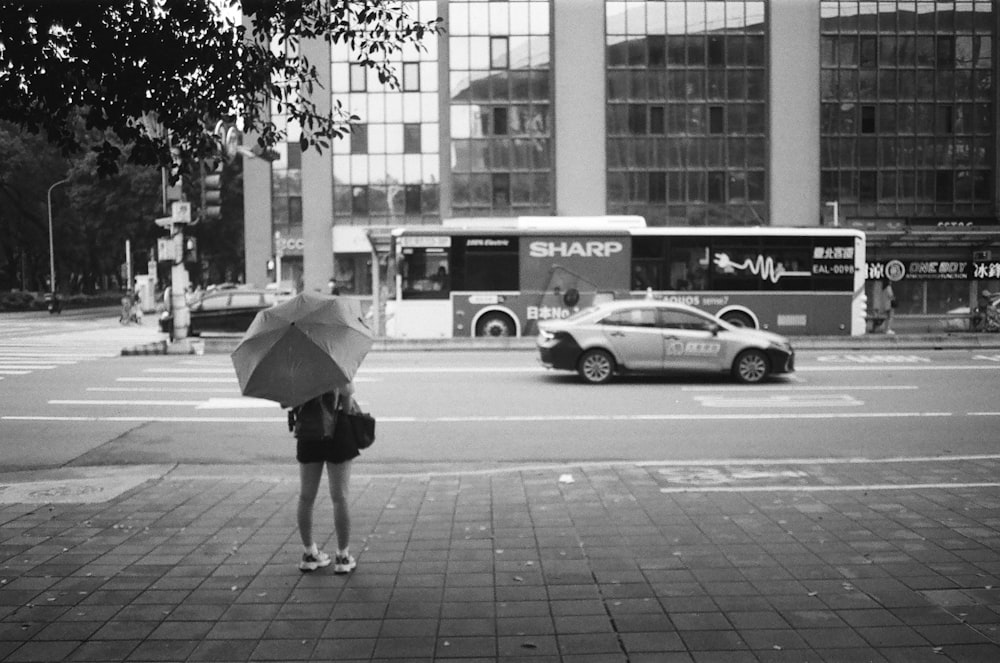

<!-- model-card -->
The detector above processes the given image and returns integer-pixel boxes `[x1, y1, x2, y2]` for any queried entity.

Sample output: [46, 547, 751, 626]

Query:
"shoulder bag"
[333, 402, 376, 450]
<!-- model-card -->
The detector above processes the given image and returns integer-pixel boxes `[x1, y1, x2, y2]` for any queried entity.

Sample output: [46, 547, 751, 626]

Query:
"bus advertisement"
[384, 218, 866, 338]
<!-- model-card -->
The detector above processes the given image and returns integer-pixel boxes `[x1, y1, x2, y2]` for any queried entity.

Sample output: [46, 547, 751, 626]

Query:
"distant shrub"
[0, 291, 40, 311]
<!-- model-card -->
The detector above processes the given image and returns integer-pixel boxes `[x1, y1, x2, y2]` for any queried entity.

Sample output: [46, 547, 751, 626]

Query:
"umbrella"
[231, 291, 374, 408]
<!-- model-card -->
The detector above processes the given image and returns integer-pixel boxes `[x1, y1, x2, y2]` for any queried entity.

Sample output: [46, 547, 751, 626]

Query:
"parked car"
[159, 288, 293, 336]
[537, 300, 795, 384]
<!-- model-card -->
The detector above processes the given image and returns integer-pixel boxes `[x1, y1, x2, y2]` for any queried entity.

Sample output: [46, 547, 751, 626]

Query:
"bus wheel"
[577, 349, 615, 384]
[721, 311, 755, 328]
[476, 312, 515, 337]
[732, 349, 770, 384]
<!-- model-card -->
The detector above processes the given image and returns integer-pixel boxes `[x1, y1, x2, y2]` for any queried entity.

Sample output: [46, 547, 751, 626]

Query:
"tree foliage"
[0, 121, 165, 292]
[0, 0, 441, 179]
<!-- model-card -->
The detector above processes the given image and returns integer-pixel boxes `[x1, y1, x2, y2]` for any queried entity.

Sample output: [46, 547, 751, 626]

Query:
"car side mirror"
[709, 323, 720, 336]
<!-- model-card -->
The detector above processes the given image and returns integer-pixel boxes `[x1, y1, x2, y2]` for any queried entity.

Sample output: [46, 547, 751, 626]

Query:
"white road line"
[49, 399, 206, 406]
[0, 370, 31, 375]
[0, 365, 58, 370]
[117, 377, 235, 383]
[88, 387, 241, 394]
[2, 411, 961, 424]
[638, 453, 1000, 467]
[114, 376, 381, 384]
[0, 357, 79, 363]
[143, 368, 235, 373]
[797, 365, 1000, 371]
[659, 482, 1000, 494]
[681, 385, 918, 392]
[692, 394, 862, 408]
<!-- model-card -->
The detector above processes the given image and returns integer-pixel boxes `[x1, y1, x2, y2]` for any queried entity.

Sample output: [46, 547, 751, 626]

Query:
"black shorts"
[296, 437, 360, 464]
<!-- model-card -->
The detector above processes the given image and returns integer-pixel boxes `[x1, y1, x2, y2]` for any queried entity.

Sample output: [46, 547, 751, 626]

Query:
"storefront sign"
[275, 236, 305, 254]
[974, 262, 1000, 279]
[868, 260, 972, 281]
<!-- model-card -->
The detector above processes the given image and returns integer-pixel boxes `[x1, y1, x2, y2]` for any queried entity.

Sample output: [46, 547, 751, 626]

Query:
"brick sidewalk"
[1, 460, 999, 662]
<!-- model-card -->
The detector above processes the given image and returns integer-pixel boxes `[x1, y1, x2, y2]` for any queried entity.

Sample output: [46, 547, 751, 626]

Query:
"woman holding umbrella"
[231, 291, 375, 574]
[292, 383, 358, 574]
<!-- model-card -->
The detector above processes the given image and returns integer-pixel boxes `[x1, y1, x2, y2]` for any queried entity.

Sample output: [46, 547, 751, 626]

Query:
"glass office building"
[606, 1, 768, 226]
[243, 0, 999, 323]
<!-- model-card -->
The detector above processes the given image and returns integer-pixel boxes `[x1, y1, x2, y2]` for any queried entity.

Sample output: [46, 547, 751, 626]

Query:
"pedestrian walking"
[290, 383, 359, 574]
[872, 278, 896, 334]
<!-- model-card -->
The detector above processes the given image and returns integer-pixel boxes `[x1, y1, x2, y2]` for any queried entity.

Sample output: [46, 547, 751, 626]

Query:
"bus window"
[665, 240, 711, 290]
[401, 247, 450, 299]
[630, 236, 666, 289]
[452, 236, 519, 291]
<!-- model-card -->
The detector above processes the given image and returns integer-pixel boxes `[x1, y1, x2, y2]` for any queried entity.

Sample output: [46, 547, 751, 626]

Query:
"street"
[1, 313, 999, 472]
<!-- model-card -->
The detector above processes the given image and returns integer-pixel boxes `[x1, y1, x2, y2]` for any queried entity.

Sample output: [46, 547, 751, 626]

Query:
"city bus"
[384, 217, 867, 338]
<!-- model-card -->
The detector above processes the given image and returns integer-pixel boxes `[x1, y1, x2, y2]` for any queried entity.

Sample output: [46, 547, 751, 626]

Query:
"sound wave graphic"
[713, 253, 811, 284]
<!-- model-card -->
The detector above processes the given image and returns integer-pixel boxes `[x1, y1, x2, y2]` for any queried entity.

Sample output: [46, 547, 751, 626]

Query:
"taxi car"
[537, 300, 795, 384]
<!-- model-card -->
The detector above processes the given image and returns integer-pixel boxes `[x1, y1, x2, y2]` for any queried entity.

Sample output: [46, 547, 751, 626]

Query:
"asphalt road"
[1, 330, 999, 472]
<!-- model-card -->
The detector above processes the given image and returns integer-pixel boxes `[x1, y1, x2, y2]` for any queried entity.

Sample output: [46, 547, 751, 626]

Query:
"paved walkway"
[1, 458, 999, 662]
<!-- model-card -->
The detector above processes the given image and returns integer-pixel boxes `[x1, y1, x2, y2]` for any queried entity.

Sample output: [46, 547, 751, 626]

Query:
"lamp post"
[47, 178, 69, 297]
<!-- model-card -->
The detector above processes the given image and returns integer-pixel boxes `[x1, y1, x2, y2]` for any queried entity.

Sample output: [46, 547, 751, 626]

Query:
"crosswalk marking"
[0, 316, 166, 381]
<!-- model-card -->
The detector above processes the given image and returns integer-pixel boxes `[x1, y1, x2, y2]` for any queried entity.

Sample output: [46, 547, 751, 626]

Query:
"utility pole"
[47, 178, 69, 299]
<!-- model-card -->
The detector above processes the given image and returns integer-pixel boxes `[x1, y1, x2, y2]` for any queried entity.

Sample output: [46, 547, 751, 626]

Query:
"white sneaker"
[299, 550, 331, 572]
[334, 553, 357, 574]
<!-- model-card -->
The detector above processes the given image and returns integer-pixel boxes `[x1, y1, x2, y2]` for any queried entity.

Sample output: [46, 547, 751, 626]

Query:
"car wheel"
[476, 312, 515, 337]
[577, 349, 615, 384]
[721, 311, 755, 328]
[733, 349, 770, 384]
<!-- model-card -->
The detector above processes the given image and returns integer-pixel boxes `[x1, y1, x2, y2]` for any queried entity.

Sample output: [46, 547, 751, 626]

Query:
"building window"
[490, 36, 509, 69]
[405, 185, 421, 214]
[860, 36, 877, 68]
[861, 105, 876, 134]
[708, 171, 726, 203]
[650, 106, 665, 135]
[492, 173, 510, 207]
[404, 123, 421, 154]
[708, 36, 725, 67]
[936, 36, 955, 68]
[349, 64, 366, 92]
[628, 104, 646, 134]
[493, 107, 509, 136]
[936, 171, 954, 202]
[649, 172, 666, 203]
[350, 124, 368, 154]
[351, 185, 368, 215]
[709, 106, 724, 134]
[402, 62, 420, 91]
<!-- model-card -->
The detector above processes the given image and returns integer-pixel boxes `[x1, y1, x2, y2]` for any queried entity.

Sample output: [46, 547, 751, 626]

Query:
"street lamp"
[47, 178, 69, 297]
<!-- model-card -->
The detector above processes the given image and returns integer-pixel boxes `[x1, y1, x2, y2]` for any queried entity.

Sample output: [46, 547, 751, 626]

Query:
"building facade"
[243, 0, 1000, 322]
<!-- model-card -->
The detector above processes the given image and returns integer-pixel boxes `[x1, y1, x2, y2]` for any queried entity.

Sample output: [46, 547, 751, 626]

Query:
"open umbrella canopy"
[231, 291, 374, 408]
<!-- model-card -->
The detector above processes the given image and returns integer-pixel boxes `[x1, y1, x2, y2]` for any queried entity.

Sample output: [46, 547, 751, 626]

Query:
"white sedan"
[537, 300, 795, 384]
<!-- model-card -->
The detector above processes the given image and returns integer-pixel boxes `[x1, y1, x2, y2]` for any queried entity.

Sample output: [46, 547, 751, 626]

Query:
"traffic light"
[184, 236, 198, 264]
[202, 160, 223, 221]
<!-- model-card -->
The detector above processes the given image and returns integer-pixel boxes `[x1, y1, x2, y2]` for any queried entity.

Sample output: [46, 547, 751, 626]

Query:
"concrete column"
[553, 0, 606, 215]
[300, 35, 335, 292]
[241, 15, 272, 289]
[769, 0, 821, 227]
[242, 141, 272, 288]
